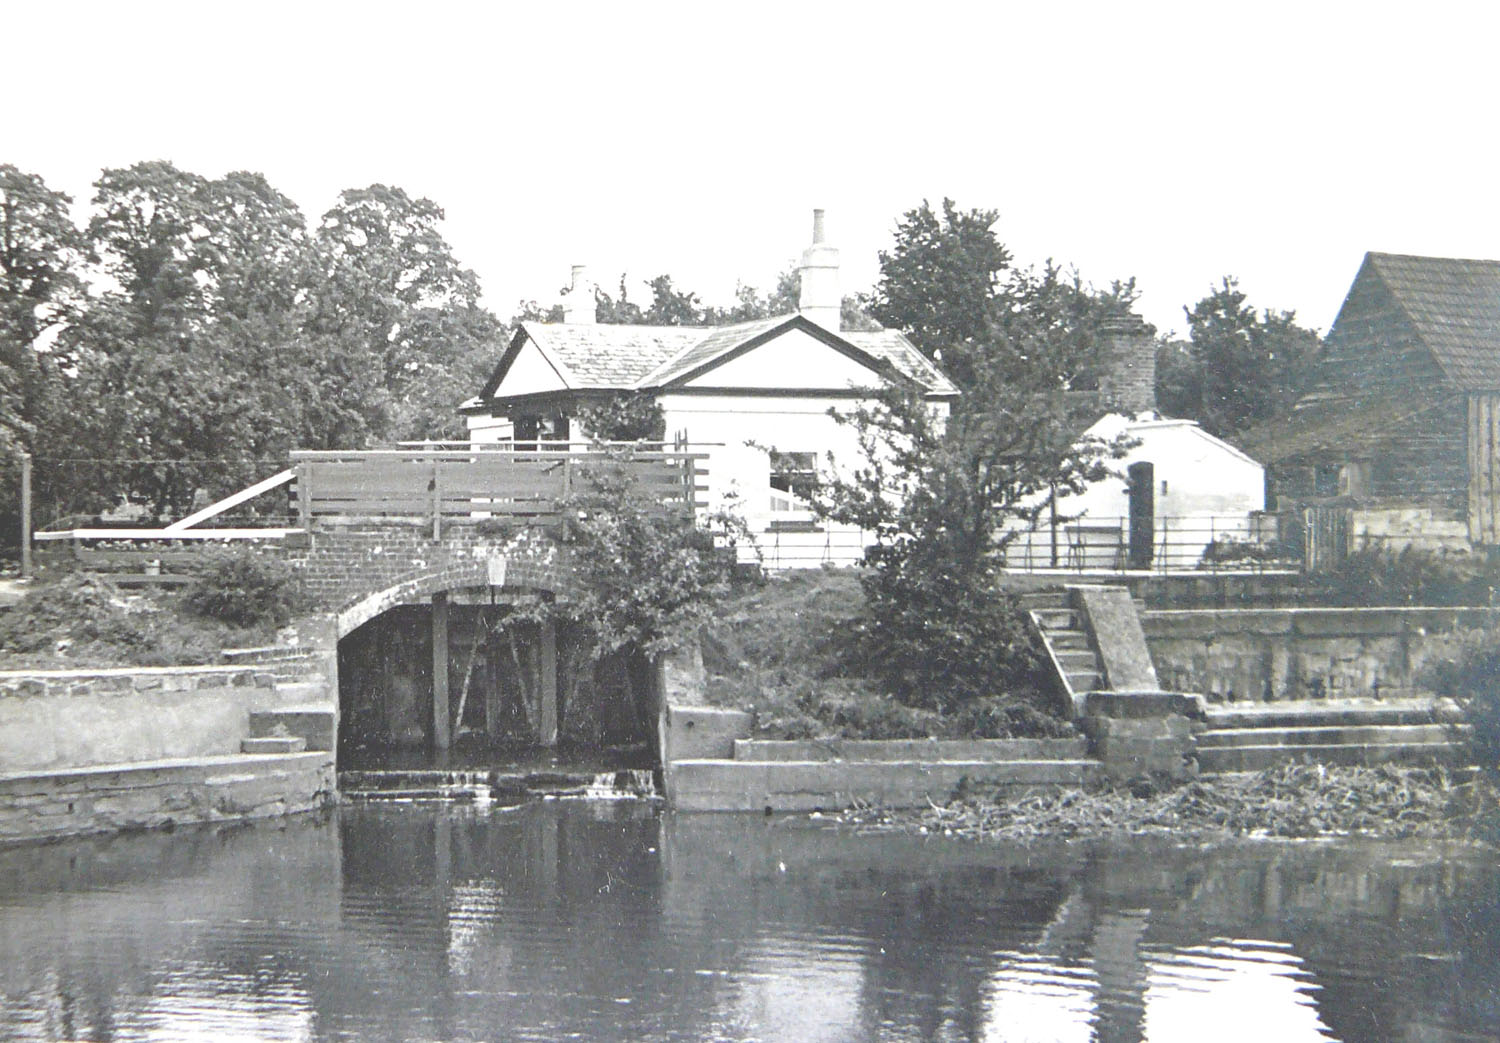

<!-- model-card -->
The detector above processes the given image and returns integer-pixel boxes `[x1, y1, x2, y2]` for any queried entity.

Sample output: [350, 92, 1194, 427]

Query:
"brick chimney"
[797, 209, 840, 332]
[562, 264, 595, 325]
[1097, 313, 1156, 416]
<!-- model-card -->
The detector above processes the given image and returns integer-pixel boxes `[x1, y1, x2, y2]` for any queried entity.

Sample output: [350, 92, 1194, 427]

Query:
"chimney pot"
[562, 264, 595, 325]
[798, 209, 840, 332]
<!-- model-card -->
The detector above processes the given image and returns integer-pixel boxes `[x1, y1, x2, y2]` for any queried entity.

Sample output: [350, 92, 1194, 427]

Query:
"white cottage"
[1007, 412, 1267, 571]
[460, 212, 959, 566]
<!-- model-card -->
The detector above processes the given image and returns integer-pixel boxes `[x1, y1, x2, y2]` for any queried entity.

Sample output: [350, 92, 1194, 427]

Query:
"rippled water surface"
[0, 802, 1495, 1041]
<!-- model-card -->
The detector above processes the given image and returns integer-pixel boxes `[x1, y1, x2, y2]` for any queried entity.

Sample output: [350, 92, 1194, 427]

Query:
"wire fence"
[1001, 514, 1296, 574]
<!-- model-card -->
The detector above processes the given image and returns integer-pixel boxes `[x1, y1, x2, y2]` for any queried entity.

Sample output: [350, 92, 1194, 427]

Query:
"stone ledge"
[732, 738, 1089, 763]
[667, 758, 1101, 813]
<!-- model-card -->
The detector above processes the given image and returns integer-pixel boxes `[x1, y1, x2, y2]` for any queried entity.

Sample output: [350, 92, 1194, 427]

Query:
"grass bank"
[836, 763, 1499, 844]
[700, 568, 1073, 740]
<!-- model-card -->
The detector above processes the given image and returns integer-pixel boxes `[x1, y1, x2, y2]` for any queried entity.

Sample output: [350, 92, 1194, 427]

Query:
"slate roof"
[483, 315, 958, 401]
[1238, 390, 1449, 463]
[1366, 252, 1500, 389]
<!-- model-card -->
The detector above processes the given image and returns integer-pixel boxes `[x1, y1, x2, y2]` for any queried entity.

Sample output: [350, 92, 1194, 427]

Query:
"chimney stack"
[797, 209, 840, 332]
[1097, 313, 1157, 416]
[562, 264, 595, 325]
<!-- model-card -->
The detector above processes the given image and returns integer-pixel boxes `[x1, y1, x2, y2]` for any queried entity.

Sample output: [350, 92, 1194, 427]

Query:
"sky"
[8, 1, 1500, 338]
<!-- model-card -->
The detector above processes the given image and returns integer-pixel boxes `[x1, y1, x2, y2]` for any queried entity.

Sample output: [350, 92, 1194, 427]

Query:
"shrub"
[184, 547, 307, 628]
[1311, 546, 1500, 607]
[1420, 624, 1500, 770]
[0, 574, 152, 654]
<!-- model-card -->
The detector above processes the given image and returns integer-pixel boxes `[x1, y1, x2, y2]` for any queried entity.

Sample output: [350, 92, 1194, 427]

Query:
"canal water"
[0, 802, 1494, 1042]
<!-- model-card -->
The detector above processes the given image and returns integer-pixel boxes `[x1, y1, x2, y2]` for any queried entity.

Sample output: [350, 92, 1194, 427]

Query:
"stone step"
[1032, 608, 1082, 630]
[272, 681, 329, 702]
[1045, 630, 1091, 650]
[1206, 700, 1439, 731]
[241, 735, 306, 754]
[1199, 723, 1468, 749]
[1054, 649, 1100, 670]
[1020, 591, 1070, 610]
[668, 758, 1104, 812]
[1065, 670, 1103, 692]
[1198, 741, 1468, 774]
[732, 737, 1090, 762]
[249, 706, 337, 752]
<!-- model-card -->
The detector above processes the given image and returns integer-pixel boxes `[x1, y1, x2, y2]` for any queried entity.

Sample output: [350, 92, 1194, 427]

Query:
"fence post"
[19, 452, 31, 579]
[295, 459, 312, 531]
[430, 456, 442, 541]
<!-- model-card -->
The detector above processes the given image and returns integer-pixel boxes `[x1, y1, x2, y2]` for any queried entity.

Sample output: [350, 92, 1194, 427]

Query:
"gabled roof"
[474, 314, 958, 406]
[1238, 390, 1449, 463]
[1361, 252, 1500, 390]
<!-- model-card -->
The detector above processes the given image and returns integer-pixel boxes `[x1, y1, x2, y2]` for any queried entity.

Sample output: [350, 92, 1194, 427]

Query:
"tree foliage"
[1, 161, 505, 530]
[1158, 277, 1319, 439]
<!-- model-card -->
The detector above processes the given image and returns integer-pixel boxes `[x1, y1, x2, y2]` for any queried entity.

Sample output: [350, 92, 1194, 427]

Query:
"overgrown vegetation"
[1309, 546, 1500, 606]
[1420, 622, 1500, 771]
[183, 546, 308, 627]
[0, 573, 274, 667]
[840, 763, 1498, 844]
[700, 569, 1075, 740]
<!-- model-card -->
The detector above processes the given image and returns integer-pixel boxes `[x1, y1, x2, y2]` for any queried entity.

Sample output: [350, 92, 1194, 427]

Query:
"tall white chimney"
[562, 264, 595, 324]
[797, 209, 840, 332]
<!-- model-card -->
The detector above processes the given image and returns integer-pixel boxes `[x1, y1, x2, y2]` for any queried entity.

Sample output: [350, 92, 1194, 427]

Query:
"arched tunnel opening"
[336, 594, 659, 773]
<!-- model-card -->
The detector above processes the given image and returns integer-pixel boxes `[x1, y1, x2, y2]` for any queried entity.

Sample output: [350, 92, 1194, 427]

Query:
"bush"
[184, 547, 307, 628]
[0, 574, 153, 654]
[1420, 624, 1500, 770]
[1311, 546, 1500, 607]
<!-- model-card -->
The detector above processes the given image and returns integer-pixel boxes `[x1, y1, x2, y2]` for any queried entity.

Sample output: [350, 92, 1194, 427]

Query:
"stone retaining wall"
[0, 665, 295, 773]
[1143, 606, 1500, 702]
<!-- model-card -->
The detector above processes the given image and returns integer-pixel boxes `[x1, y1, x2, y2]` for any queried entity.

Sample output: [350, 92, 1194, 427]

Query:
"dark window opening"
[514, 414, 570, 452]
[769, 451, 818, 509]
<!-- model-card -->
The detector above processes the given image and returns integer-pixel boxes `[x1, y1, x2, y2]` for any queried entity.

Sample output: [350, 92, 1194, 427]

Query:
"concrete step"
[1198, 742, 1468, 774]
[1065, 670, 1103, 692]
[1020, 591, 1070, 610]
[1199, 723, 1468, 749]
[732, 737, 1090, 762]
[1032, 608, 1082, 630]
[249, 705, 336, 752]
[272, 681, 329, 703]
[1055, 649, 1100, 670]
[241, 735, 306, 754]
[1206, 700, 1439, 731]
[668, 758, 1104, 812]
[1045, 631, 1091, 650]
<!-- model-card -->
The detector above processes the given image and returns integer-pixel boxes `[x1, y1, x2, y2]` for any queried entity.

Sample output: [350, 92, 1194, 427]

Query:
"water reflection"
[0, 803, 1493, 1041]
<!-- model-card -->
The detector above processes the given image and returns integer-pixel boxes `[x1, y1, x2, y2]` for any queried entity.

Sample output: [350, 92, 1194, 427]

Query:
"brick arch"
[332, 550, 578, 638]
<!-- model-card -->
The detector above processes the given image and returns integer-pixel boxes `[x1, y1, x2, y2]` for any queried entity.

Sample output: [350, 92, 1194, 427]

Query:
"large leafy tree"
[307, 185, 500, 447]
[0, 166, 88, 542]
[1162, 277, 1319, 439]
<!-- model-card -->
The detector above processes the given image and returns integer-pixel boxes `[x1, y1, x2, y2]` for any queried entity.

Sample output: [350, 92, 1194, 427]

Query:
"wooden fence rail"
[288, 449, 708, 536]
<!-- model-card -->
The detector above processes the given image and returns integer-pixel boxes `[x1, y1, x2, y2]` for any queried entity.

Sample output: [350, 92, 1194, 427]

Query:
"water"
[0, 802, 1494, 1042]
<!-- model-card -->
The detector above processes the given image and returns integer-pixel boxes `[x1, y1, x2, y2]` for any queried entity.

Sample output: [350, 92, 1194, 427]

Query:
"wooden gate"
[1303, 505, 1350, 572]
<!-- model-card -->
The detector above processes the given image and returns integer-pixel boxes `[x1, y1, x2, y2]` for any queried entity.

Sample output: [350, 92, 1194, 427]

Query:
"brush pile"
[838, 763, 1499, 843]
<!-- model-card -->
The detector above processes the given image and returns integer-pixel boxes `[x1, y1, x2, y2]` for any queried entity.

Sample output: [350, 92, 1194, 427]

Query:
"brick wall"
[260, 524, 580, 636]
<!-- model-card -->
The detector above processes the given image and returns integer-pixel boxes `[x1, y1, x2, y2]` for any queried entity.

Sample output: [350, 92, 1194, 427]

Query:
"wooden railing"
[289, 448, 708, 537]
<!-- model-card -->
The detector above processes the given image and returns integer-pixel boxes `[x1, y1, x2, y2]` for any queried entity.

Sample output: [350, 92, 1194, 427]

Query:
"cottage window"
[1313, 464, 1340, 499]
[514, 414, 570, 452]
[769, 451, 818, 511]
[1339, 460, 1372, 498]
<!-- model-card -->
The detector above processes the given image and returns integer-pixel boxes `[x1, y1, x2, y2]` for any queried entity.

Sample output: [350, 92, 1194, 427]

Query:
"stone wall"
[0, 665, 291, 773]
[1143, 606, 1500, 702]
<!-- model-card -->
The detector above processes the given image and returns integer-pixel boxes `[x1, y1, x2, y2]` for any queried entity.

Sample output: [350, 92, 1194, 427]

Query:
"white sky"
[8, 0, 1500, 337]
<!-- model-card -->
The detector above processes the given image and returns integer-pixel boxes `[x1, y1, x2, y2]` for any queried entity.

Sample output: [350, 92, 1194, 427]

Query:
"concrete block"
[662, 705, 754, 762]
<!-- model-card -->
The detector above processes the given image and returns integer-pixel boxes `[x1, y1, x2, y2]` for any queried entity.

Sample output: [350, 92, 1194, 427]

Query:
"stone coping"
[0, 663, 261, 680]
[0, 750, 332, 785]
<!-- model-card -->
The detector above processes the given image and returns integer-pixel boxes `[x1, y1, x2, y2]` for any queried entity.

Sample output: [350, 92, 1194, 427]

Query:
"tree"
[0, 166, 88, 549]
[1167, 277, 1319, 439]
[869, 198, 1011, 380]
[307, 184, 502, 447]
[818, 314, 1128, 711]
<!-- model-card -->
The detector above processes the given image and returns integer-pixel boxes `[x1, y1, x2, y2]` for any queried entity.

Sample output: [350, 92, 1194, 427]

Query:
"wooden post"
[295, 460, 312, 531]
[537, 618, 558, 747]
[432, 592, 451, 751]
[19, 453, 31, 579]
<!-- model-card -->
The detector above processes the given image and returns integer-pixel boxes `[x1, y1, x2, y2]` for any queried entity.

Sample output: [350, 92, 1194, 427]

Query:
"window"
[769, 451, 818, 511]
[514, 414, 570, 452]
[1313, 463, 1340, 499]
